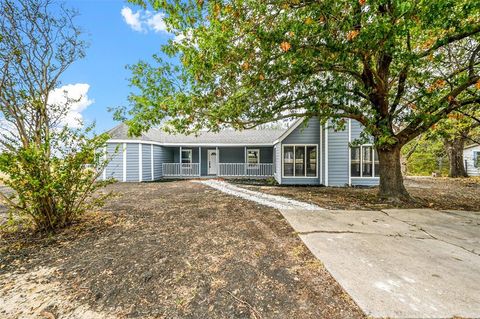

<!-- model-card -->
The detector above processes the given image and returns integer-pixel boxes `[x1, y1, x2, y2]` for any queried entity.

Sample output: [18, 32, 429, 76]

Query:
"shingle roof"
[107, 123, 287, 145]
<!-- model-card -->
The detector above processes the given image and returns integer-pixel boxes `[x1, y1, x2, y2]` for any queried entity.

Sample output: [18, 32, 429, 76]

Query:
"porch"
[161, 146, 274, 178]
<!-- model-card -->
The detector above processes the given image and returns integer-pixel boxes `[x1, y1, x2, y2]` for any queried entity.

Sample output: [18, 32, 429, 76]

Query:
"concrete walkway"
[198, 180, 322, 210]
[280, 208, 480, 318]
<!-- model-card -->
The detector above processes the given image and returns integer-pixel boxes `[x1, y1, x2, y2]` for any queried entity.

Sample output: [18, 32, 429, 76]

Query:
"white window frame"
[246, 148, 260, 167]
[281, 144, 318, 178]
[474, 151, 480, 168]
[181, 149, 193, 165]
[351, 144, 379, 178]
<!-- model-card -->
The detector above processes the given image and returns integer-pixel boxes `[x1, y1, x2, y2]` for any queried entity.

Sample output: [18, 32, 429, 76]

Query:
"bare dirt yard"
[0, 181, 363, 319]
[233, 177, 480, 211]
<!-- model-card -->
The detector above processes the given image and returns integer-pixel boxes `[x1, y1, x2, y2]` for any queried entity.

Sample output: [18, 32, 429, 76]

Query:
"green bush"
[0, 127, 113, 232]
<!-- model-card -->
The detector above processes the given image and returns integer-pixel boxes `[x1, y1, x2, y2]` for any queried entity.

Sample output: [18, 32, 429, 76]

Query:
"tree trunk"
[444, 137, 468, 178]
[377, 145, 411, 201]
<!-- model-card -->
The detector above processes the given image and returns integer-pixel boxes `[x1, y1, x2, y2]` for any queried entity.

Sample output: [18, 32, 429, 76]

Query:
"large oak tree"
[122, 0, 480, 200]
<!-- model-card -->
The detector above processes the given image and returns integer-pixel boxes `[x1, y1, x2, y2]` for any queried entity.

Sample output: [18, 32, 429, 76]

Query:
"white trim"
[122, 143, 127, 182]
[350, 144, 379, 179]
[244, 146, 247, 175]
[324, 125, 329, 186]
[151, 144, 154, 181]
[272, 118, 305, 144]
[107, 139, 273, 147]
[103, 146, 107, 181]
[281, 144, 318, 179]
[319, 125, 323, 184]
[139, 143, 143, 182]
[348, 119, 352, 186]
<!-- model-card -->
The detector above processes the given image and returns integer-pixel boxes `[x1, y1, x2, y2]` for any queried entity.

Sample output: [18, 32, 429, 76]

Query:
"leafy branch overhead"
[123, 0, 480, 200]
[124, 0, 480, 141]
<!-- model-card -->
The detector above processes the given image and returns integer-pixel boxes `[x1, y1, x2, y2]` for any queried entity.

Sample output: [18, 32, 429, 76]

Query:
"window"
[283, 146, 294, 176]
[362, 146, 373, 177]
[350, 145, 379, 177]
[351, 147, 361, 177]
[306, 146, 317, 176]
[374, 149, 380, 177]
[283, 145, 317, 177]
[247, 149, 260, 167]
[181, 149, 192, 164]
[474, 151, 480, 168]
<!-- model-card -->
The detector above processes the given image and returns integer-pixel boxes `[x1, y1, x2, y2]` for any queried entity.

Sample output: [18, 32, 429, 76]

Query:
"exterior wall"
[219, 147, 244, 163]
[281, 117, 321, 185]
[153, 145, 163, 179]
[258, 147, 274, 163]
[327, 124, 349, 186]
[125, 143, 139, 182]
[464, 145, 480, 176]
[142, 144, 152, 181]
[105, 143, 123, 181]
[351, 177, 379, 186]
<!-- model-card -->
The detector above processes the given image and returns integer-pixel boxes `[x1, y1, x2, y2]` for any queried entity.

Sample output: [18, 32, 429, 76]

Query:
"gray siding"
[105, 143, 122, 181]
[259, 147, 273, 163]
[464, 145, 480, 176]
[327, 124, 349, 186]
[281, 117, 321, 185]
[126, 143, 140, 182]
[142, 144, 152, 181]
[219, 147, 244, 163]
[283, 117, 321, 145]
[351, 177, 379, 186]
[153, 145, 163, 179]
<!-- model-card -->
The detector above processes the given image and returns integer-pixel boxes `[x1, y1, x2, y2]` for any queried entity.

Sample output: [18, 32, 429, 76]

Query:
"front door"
[208, 150, 217, 175]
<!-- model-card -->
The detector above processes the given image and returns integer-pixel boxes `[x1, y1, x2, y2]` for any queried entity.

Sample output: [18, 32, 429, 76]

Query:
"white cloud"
[147, 12, 168, 33]
[121, 7, 169, 34]
[121, 7, 144, 32]
[48, 83, 94, 128]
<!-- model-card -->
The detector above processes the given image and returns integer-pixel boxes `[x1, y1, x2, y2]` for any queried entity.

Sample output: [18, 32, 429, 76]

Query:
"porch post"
[179, 146, 182, 177]
[244, 146, 247, 176]
[198, 146, 201, 176]
[216, 146, 219, 176]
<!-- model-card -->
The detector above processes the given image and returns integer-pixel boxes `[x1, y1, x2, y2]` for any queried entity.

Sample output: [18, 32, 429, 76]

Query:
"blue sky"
[59, 0, 172, 134]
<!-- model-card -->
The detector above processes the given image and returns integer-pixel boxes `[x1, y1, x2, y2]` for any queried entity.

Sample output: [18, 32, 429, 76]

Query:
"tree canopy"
[122, 0, 480, 199]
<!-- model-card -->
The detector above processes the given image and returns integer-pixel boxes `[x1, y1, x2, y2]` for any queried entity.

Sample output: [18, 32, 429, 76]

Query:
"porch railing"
[162, 163, 200, 177]
[218, 163, 274, 177]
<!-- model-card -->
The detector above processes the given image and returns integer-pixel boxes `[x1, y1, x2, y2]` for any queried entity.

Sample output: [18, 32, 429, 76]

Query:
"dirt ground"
[0, 181, 364, 319]
[233, 177, 480, 211]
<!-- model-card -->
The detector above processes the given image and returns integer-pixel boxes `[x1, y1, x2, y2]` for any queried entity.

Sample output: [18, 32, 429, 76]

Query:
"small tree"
[0, 0, 111, 232]
[122, 0, 480, 201]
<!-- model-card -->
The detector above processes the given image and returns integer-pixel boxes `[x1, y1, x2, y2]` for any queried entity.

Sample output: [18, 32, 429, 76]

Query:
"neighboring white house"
[463, 144, 480, 176]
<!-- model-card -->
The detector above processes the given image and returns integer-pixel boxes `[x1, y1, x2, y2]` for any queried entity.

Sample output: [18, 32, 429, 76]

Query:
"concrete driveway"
[280, 208, 480, 318]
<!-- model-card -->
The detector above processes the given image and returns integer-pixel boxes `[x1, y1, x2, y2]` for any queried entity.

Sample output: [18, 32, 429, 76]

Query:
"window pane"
[351, 147, 361, 177]
[374, 149, 380, 177]
[295, 146, 305, 176]
[306, 146, 317, 176]
[283, 146, 294, 176]
[181, 150, 192, 164]
[474, 152, 480, 168]
[362, 146, 373, 177]
[247, 150, 259, 165]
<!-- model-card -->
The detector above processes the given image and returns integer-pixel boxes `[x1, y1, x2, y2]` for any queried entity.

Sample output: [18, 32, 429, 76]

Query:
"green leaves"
[124, 0, 480, 148]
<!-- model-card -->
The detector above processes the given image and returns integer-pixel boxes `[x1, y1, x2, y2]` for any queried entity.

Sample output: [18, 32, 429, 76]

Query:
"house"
[102, 117, 380, 186]
[464, 144, 480, 176]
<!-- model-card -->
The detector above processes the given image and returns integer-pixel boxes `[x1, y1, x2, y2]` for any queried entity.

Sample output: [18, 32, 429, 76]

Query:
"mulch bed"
[0, 181, 364, 318]
[234, 177, 480, 211]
